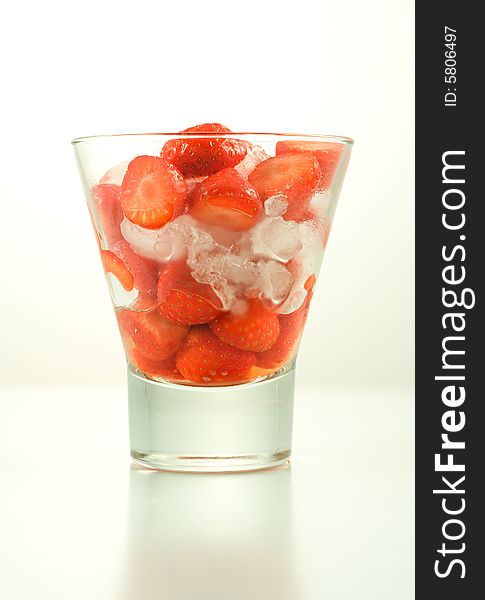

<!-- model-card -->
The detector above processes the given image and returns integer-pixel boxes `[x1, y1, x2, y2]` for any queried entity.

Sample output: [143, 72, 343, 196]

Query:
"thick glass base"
[128, 367, 295, 473]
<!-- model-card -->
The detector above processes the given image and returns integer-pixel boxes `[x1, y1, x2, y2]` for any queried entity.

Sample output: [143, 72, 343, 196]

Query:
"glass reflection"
[123, 465, 298, 600]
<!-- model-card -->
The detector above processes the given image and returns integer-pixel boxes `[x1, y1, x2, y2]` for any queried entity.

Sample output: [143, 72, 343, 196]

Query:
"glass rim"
[71, 131, 354, 146]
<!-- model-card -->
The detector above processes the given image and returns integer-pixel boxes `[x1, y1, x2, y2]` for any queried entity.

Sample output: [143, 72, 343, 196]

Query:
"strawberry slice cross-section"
[248, 152, 321, 221]
[276, 140, 343, 189]
[120, 155, 187, 229]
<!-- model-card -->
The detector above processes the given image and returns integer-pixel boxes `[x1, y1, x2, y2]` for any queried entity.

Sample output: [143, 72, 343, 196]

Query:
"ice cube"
[279, 221, 323, 314]
[311, 189, 332, 215]
[264, 195, 288, 217]
[100, 161, 129, 186]
[251, 216, 302, 263]
[154, 215, 196, 262]
[120, 219, 161, 261]
[222, 253, 258, 288]
[201, 222, 245, 248]
[235, 145, 269, 178]
[185, 230, 239, 310]
[279, 287, 307, 314]
[121, 215, 194, 262]
[257, 260, 293, 306]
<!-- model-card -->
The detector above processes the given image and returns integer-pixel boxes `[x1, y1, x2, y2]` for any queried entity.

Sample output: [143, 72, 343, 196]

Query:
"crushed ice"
[121, 210, 325, 313]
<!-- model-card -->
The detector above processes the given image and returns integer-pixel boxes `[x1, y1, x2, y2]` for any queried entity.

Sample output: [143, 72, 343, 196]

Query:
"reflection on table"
[123, 464, 299, 600]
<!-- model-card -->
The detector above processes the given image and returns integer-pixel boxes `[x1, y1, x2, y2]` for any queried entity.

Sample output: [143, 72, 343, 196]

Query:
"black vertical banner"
[416, 3, 483, 598]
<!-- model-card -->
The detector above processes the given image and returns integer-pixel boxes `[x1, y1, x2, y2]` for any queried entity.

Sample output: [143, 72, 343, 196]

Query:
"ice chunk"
[221, 253, 258, 288]
[310, 189, 332, 215]
[120, 219, 161, 261]
[153, 215, 197, 262]
[279, 287, 307, 314]
[264, 195, 288, 217]
[279, 221, 323, 314]
[201, 222, 245, 248]
[251, 216, 302, 263]
[257, 260, 293, 306]
[185, 230, 238, 310]
[235, 145, 269, 178]
[121, 216, 192, 262]
[100, 161, 129, 185]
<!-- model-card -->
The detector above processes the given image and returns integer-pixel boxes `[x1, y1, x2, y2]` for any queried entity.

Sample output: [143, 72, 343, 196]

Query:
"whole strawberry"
[161, 123, 248, 177]
[175, 327, 256, 384]
[210, 299, 280, 353]
[157, 261, 222, 326]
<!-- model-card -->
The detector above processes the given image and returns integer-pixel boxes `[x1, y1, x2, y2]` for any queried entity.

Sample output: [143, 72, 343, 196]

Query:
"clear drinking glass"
[72, 131, 352, 472]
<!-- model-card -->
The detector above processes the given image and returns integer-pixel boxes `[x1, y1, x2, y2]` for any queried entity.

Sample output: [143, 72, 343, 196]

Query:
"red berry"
[110, 240, 158, 309]
[189, 168, 262, 231]
[129, 349, 185, 382]
[101, 250, 134, 291]
[157, 262, 222, 326]
[276, 140, 343, 189]
[175, 327, 255, 384]
[210, 299, 280, 352]
[256, 276, 315, 369]
[248, 153, 321, 221]
[92, 184, 123, 246]
[161, 123, 248, 178]
[117, 309, 188, 362]
[120, 155, 187, 229]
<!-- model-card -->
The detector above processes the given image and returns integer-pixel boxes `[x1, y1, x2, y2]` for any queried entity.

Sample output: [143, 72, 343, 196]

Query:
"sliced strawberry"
[189, 168, 262, 231]
[175, 327, 255, 384]
[101, 250, 134, 291]
[110, 240, 158, 308]
[276, 140, 342, 189]
[157, 261, 222, 326]
[117, 309, 188, 362]
[129, 349, 185, 382]
[120, 155, 187, 229]
[161, 123, 248, 178]
[210, 299, 280, 352]
[92, 184, 123, 246]
[256, 275, 315, 369]
[248, 153, 321, 221]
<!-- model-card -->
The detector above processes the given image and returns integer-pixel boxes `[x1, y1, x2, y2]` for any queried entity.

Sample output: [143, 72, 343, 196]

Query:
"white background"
[0, 0, 413, 389]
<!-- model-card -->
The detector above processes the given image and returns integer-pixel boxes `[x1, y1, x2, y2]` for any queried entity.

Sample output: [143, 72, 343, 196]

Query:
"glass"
[72, 130, 352, 471]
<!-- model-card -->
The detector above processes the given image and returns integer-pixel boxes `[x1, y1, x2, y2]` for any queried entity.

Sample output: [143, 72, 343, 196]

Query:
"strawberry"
[210, 299, 280, 352]
[110, 240, 158, 309]
[189, 168, 262, 231]
[157, 261, 222, 326]
[161, 123, 248, 178]
[129, 349, 185, 382]
[276, 140, 343, 189]
[120, 155, 187, 229]
[101, 250, 134, 291]
[92, 184, 123, 246]
[175, 327, 255, 384]
[117, 309, 188, 362]
[256, 275, 316, 369]
[248, 153, 321, 221]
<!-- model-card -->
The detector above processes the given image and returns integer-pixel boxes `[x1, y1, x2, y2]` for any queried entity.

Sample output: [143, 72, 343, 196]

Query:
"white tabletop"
[0, 385, 413, 599]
